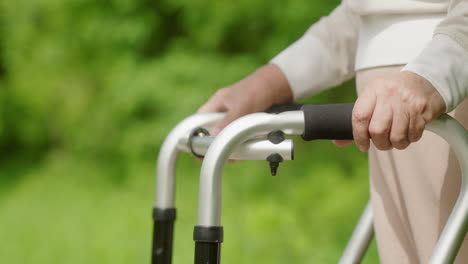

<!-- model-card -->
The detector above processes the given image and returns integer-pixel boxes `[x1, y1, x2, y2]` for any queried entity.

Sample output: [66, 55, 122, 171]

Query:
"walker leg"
[193, 226, 223, 264]
[339, 201, 374, 264]
[426, 116, 468, 264]
[152, 208, 176, 264]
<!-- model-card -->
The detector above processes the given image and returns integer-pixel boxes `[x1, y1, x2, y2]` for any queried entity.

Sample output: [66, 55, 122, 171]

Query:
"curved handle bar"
[153, 113, 224, 264]
[153, 112, 295, 264]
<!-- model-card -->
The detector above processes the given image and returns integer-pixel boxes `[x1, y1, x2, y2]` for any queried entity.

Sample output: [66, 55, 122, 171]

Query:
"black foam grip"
[152, 208, 176, 264]
[301, 103, 354, 141]
[266, 103, 303, 114]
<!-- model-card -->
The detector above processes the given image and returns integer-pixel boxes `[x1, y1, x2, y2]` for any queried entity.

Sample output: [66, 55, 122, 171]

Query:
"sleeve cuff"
[402, 34, 468, 112]
[270, 34, 342, 101]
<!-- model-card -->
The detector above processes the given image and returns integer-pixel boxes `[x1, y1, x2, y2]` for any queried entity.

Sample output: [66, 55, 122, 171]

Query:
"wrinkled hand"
[335, 71, 446, 151]
[198, 64, 292, 135]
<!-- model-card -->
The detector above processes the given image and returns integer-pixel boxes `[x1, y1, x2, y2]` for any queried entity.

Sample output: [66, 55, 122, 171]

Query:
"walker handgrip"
[301, 103, 354, 141]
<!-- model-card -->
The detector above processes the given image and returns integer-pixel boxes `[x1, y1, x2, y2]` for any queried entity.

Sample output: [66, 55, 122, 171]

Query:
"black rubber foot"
[193, 225, 223, 264]
[152, 207, 176, 264]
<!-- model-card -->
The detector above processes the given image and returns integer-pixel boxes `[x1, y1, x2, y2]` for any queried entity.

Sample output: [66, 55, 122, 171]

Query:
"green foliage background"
[0, 0, 379, 263]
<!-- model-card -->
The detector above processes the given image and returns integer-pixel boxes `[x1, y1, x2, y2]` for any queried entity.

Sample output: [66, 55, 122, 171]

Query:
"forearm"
[250, 64, 293, 105]
[270, 0, 359, 101]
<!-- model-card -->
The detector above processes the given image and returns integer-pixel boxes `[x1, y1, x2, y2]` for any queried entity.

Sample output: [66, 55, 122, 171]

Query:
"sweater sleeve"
[270, 1, 360, 101]
[402, 0, 468, 112]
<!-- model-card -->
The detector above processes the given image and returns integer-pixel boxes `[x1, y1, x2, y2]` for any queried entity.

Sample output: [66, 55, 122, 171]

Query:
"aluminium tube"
[155, 112, 295, 264]
[178, 136, 293, 161]
[154, 112, 224, 264]
[196, 111, 305, 226]
[338, 201, 374, 264]
[156, 113, 225, 209]
[426, 115, 468, 264]
[193, 111, 304, 264]
[338, 114, 468, 264]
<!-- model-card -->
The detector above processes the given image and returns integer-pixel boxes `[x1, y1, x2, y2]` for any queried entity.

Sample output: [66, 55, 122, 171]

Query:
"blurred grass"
[0, 0, 381, 263]
[0, 139, 378, 263]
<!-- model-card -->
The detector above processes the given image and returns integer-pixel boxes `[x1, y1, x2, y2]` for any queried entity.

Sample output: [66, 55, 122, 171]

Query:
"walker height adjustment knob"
[266, 130, 286, 176]
[267, 130, 285, 144]
[266, 153, 283, 176]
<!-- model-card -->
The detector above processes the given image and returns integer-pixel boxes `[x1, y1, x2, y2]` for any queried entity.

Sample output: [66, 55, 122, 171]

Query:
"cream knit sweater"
[271, 0, 468, 112]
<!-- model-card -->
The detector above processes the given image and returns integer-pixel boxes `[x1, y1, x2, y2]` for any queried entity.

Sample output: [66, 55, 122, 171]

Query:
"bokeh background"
[0, 0, 379, 263]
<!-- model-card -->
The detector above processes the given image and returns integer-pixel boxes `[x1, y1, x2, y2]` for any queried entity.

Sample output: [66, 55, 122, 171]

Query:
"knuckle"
[381, 81, 399, 95]
[369, 124, 388, 136]
[385, 83, 398, 94]
[352, 110, 371, 122]
[409, 130, 423, 142]
[382, 145, 393, 151]
[393, 143, 408, 150]
[400, 90, 412, 103]
[374, 141, 392, 151]
[411, 98, 428, 113]
[408, 135, 420, 143]
[391, 138, 409, 149]
[390, 134, 406, 145]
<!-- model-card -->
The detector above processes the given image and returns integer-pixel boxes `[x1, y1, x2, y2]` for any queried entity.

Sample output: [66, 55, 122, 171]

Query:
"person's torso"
[349, 0, 450, 70]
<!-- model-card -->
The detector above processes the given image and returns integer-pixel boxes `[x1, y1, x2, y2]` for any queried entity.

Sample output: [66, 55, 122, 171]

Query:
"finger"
[368, 99, 393, 150]
[352, 92, 376, 152]
[408, 114, 426, 143]
[197, 100, 228, 113]
[389, 107, 410, 149]
[210, 111, 242, 136]
[333, 140, 354, 147]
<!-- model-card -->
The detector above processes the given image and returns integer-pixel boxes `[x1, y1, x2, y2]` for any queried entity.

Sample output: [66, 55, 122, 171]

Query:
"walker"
[152, 103, 468, 264]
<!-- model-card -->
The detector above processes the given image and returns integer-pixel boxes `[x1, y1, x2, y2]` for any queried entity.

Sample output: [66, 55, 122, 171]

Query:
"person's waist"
[355, 13, 445, 71]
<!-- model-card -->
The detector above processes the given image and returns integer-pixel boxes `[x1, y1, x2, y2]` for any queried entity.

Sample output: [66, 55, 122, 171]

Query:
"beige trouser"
[356, 66, 468, 264]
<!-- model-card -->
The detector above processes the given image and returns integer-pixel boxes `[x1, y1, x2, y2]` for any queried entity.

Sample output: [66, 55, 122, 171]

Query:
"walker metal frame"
[152, 105, 468, 264]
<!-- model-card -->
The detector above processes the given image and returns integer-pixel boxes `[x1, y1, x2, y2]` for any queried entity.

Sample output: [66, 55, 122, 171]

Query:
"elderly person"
[198, 0, 468, 263]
